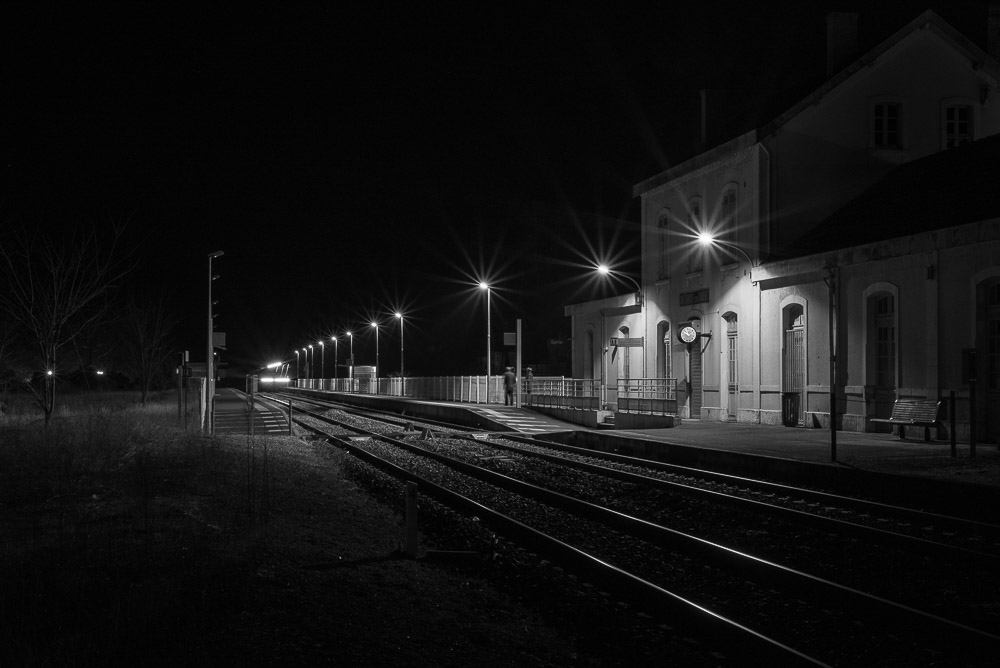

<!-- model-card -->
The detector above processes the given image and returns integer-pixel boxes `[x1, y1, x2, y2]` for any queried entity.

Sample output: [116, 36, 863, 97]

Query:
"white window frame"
[941, 98, 975, 150]
[870, 97, 904, 149]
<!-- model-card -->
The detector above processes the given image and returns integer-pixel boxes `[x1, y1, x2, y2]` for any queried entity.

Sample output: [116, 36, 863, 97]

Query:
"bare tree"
[118, 295, 177, 404]
[0, 220, 135, 425]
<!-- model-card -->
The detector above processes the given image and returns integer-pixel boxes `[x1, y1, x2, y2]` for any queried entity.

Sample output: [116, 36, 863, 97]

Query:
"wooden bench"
[870, 399, 941, 441]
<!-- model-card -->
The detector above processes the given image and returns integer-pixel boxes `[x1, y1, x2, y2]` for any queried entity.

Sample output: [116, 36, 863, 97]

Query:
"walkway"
[213, 387, 291, 435]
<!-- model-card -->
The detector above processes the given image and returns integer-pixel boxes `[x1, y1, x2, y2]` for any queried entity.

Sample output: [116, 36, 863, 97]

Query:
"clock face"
[679, 326, 697, 343]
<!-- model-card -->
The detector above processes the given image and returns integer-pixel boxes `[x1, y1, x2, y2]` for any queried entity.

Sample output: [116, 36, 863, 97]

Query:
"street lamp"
[319, 340, 325, 383]
[371, 321, 379, 394]
[331, 335, 338, 381]
[395, 312, 404, 396]
[294, 349, 300, 382]
[696, 231, 756, 267]
[308, 345, 314, 382]
[479, 282, 491, 390]
[206, 250, 223, 434]
[347, 331, 354, 392]
[597, 263, 646, 399]
[597, 264, 642, 306]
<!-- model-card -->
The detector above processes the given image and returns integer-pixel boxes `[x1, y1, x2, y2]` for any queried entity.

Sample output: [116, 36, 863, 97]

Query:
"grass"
[0, 391, 271, 666]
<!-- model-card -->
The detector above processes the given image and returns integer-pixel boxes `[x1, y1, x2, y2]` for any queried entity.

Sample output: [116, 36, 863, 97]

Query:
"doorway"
[724, 313, 738, 421]
[782, 305, 804, 426]
[866, 292, 897, 430]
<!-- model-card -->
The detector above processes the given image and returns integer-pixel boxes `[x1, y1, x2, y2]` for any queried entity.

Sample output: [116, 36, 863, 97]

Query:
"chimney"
[826, 12, 859, 77]
[990, 3, 1000, 60]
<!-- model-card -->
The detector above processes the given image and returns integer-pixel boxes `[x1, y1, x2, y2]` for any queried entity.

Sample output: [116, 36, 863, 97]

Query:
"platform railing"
[290, 375, 677, 415]
[616, 378, 678, 415]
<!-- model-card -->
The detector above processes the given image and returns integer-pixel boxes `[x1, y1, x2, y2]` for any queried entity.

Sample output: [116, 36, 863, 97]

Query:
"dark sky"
[1, 2, 991, 375]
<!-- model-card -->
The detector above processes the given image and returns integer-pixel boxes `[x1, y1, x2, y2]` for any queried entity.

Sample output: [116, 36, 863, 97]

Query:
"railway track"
[256, 393, 1000, 666]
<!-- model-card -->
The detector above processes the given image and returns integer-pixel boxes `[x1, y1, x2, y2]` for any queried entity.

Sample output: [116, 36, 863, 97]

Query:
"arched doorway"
[782, 304, 805, 426]
[688, 316, 703, 419]
[866, 290, 897, 429]
[723, 312, 738, 421]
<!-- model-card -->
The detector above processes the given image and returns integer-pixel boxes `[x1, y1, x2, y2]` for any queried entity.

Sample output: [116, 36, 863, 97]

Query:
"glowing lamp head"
[697, 231, 715, 246]
[596, 264, 611, 276]
[479, 281, 489, 291]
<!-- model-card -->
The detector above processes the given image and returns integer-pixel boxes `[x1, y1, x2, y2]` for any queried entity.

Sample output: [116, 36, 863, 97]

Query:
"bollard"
[405, 482, 419, 557]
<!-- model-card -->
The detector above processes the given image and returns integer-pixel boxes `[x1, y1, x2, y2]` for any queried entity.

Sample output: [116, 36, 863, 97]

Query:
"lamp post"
[331, 335, 338, 382]
[395, 312, 404, 396]
[597, 264, 642, 306]
[319, 340, 325, 384]
[696, 231, 756, 267]
[294, 350, 300, 383]
[347, 331, 354, 392]
[206, 250, 223, 434]
[479, 282, 491, 401]
[371, 321, 379, 395]
[597, 263, 645, 382]
[303, 348, 309, 380]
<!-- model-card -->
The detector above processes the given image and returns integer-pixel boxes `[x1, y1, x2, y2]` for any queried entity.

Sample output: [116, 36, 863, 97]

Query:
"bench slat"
[870, 400, 941, 441]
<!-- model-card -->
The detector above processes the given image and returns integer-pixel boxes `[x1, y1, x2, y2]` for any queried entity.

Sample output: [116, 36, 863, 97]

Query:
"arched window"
[873, 295, 896, 388]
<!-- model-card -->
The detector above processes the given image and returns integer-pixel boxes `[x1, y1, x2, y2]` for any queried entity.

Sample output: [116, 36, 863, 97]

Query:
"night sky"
[1, 2, 990, 375]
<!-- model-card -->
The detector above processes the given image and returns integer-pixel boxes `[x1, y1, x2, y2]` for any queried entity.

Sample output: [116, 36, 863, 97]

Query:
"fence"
[527, 378, 601, 411]
[291, 375, 678, 416]
[615, 377, 678, 415]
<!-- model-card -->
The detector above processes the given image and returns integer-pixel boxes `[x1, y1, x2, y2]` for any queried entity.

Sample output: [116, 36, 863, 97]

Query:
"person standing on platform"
[525, 367, 533, 403]
[503, 367, 516, 406]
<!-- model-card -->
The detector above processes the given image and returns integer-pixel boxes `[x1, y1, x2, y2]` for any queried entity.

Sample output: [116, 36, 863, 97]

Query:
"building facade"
[567, 8, 1000, 438]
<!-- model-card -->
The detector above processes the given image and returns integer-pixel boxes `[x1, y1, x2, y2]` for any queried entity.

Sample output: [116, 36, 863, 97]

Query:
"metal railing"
[616, 377, 678, 415]
[291, 375, 678, 415]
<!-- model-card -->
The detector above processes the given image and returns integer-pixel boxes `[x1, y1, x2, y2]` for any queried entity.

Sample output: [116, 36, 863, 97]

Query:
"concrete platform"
[277, 387, 1000, 516]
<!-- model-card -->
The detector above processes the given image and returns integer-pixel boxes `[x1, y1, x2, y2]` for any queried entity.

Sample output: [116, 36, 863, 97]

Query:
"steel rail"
[290, 413, 830, 667]
[291, 404, 1000, 654]
[464, 434, 1000, 565]
[521, 433, 1000, 534]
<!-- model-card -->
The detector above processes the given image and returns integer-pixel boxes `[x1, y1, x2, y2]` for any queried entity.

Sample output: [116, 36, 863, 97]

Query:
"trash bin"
[782, 392, 800, 427]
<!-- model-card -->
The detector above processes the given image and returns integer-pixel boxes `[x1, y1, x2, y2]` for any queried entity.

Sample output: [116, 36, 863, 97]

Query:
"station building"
[566, 8, 1000, 441]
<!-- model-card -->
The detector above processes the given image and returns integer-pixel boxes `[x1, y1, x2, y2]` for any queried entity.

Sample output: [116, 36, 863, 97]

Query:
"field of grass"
[0, 391, 662, 667]
[0, 391, 273, 665]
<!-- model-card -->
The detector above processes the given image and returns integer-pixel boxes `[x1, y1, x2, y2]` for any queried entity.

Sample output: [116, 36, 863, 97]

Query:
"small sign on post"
[609, 337, 644, 348]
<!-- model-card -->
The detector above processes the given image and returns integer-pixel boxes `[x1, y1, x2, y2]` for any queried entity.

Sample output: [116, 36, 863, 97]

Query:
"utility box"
[354, 365, 376, 393]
